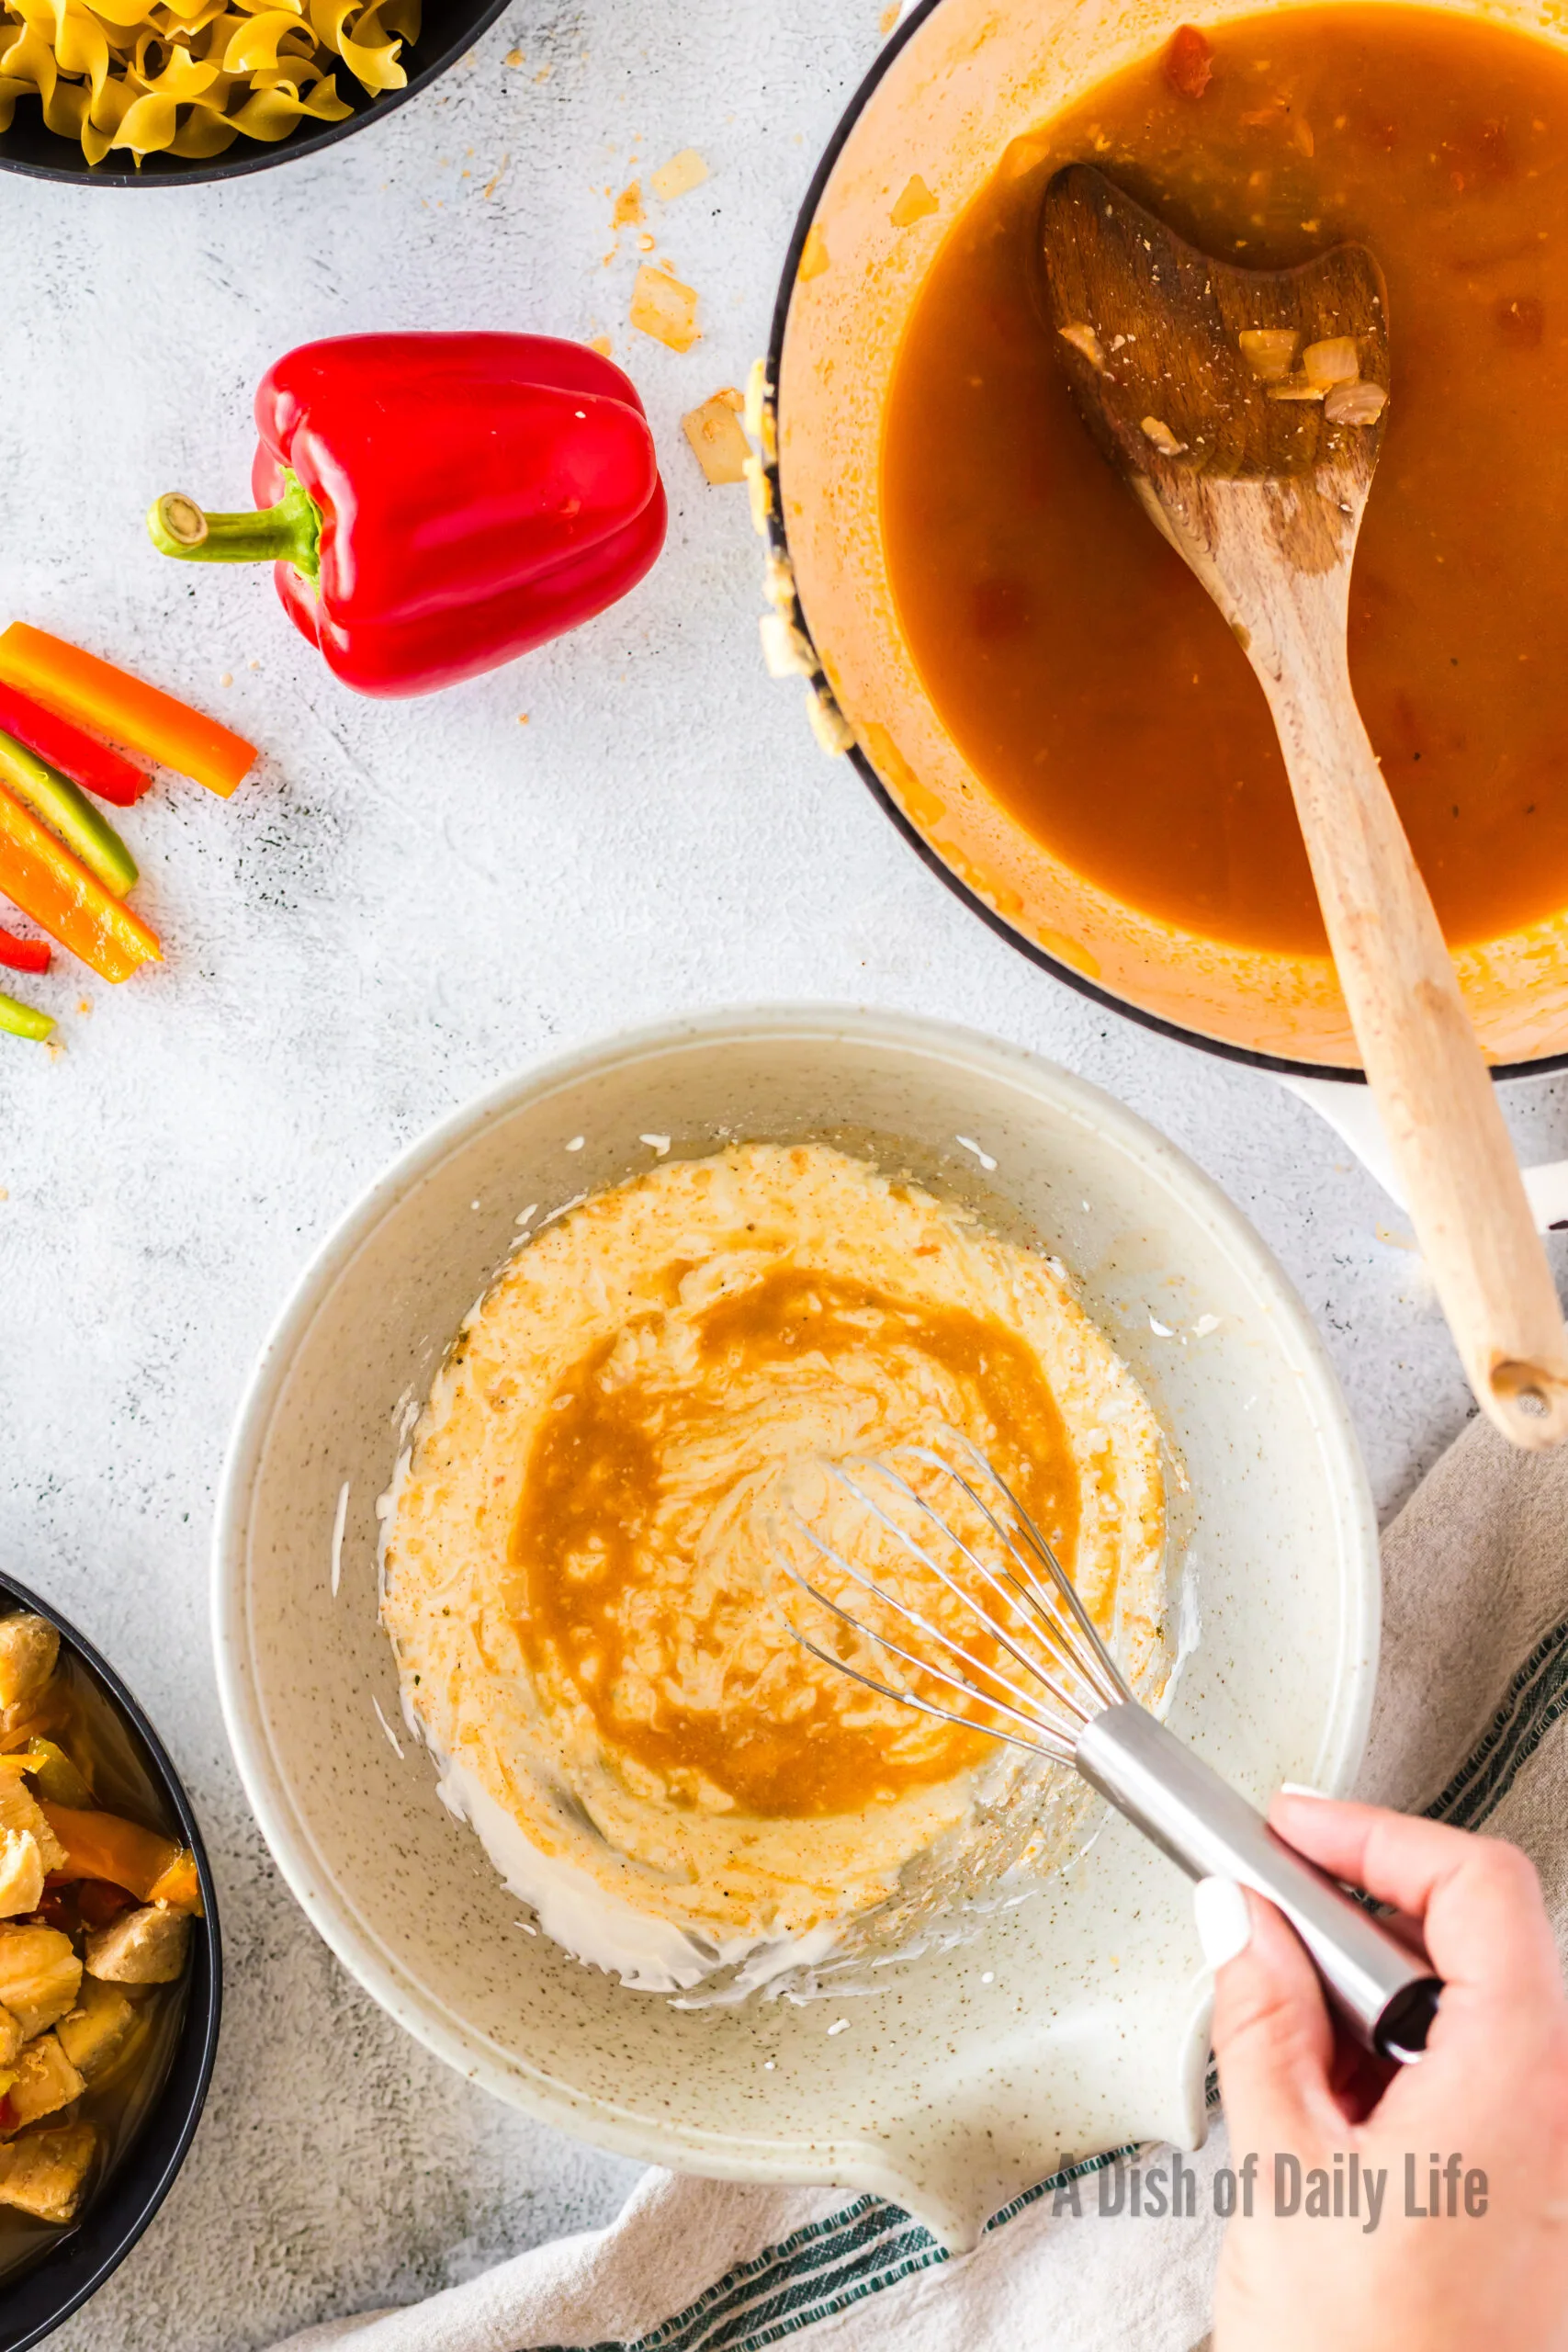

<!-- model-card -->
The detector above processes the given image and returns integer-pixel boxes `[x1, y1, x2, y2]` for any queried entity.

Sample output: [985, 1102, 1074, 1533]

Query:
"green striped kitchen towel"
[275, 1407, 1568, 2352]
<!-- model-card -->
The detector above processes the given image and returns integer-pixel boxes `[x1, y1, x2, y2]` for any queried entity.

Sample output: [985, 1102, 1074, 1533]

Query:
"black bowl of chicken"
[0, 1569, 220, 2352]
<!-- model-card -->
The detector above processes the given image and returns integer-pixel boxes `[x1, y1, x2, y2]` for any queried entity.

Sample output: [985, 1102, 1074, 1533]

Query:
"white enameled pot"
[214, 1007, 1376, 2248]
[759, 0, 1568, 1204]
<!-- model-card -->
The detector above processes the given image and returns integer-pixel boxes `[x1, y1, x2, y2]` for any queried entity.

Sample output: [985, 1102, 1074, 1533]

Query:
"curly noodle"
[0, 0, 419, 165]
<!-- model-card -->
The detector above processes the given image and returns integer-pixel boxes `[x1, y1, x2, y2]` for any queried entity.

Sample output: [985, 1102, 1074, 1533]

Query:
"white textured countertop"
[2, 1, 1566, 2341]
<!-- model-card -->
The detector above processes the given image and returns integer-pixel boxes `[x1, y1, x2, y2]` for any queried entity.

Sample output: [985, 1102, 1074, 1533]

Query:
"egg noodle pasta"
[0, 0, 418, 164]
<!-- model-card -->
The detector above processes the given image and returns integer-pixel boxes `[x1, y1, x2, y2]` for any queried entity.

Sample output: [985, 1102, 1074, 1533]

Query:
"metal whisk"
[776, 1436, 1440, 2064]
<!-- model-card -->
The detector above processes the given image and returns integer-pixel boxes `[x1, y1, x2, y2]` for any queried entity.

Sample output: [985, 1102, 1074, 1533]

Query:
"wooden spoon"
[1041, 162, 1568, 1452]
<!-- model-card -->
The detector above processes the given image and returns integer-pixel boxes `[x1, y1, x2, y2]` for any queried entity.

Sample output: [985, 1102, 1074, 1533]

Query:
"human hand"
[1204, 1793, 1568, 2352]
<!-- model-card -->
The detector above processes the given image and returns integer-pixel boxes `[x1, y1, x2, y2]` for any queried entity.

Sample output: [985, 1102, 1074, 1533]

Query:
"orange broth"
[881, 7, 1568, 956]
[511, 1264, 1080, 1817]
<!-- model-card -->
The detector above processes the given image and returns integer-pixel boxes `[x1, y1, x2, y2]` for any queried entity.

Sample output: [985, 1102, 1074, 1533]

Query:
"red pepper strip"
[146, 333, 667, 698]
[0, 925, 48, 974]
[76, 1879, 137, 1928]
[0, 682, 151, 808]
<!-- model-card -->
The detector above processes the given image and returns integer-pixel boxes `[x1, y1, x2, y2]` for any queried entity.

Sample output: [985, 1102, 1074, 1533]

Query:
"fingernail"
[1193, 1876, 1252, 1969]
[1279, 1781, 1331, 1799]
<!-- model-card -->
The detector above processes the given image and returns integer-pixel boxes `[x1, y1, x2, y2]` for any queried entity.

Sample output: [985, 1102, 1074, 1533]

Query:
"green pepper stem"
[146, 469, 321, 587]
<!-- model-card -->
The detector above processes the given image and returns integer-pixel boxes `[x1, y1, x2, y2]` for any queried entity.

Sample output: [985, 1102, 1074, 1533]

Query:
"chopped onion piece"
[1058, 322, 1107, 372]
[630, 266, 701, 353]
[650, 148, 708, 202]
[1238, 327, 1299, 381]
[1302, 336, 1360, 387]
[682, 392, 750, 484]
[1324, 380, 1388, 424]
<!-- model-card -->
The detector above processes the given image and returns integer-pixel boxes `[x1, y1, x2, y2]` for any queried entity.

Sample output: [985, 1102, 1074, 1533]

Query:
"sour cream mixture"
[382, 1143, 1166, 1992]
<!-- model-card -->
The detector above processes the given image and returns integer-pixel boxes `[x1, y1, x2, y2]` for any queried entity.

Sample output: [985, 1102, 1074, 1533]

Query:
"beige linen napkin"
[274, 1411, 1568, 2352]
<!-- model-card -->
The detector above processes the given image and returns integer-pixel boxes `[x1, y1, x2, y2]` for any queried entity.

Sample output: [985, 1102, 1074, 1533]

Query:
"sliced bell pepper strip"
[0, 624, 255, 799]
[0, 780, 161, 984]
[38, 1804, 203, 1914]
[0, 926, 48, 975]
[0, 989, 52, 1042]
[20, 1740, 89, 1807]
[0, 729, 137, 899]
[0, 683, 151, 809]
[147, 1850, 202, 1912]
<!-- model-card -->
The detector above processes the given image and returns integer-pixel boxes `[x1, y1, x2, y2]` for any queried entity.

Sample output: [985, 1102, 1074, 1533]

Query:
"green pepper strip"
[0, 729, 138, 899]
[0, 989, 54, 1043]
[146, 469, 322, 591]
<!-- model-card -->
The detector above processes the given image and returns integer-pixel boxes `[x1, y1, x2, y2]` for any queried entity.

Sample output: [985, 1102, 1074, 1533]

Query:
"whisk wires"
[773, 1434, 1131, 1765]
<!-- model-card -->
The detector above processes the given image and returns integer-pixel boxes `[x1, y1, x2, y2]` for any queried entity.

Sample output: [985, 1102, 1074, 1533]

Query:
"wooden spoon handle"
[1265, 629, 1568, 1453]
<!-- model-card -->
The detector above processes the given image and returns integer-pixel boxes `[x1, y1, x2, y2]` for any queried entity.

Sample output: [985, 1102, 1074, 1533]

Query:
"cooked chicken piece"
[0, 1618, 58, 1722]
[7, 2031, 85, 2128]
[55, 1978, 136, 2082]
[0, 1927, 83, 2037]
[0, 2003, 23, 2068]
[0, 1760, 63, 1872]
[0, 2121, 96, 2222]
[0, 1832, 42, 1921]
[85, 1904, 190, 1985]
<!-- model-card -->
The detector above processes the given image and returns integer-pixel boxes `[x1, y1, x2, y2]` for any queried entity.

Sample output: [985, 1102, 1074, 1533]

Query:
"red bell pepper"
[0, 681, 151, 808]
[146, 334, 668, 698]
[0, 926, 49, 975]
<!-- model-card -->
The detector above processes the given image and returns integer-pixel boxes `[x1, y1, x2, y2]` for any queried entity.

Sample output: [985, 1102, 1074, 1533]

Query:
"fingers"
[1201, 1879, 1343, 2159]
[1268, 1793, 1562, 2006]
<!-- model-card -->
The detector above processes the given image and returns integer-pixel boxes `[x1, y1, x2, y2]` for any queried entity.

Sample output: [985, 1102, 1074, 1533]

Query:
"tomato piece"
[1165, 24, 1213, 98]
[75, 1879, 136, 1928]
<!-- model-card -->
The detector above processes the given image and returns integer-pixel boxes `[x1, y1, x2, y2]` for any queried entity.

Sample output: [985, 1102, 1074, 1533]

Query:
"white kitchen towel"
[273, 1408, 1568, 2352]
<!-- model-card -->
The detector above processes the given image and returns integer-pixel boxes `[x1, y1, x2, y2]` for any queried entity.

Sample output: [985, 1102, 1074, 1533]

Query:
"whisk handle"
[1075, 1704, 1441, 2064]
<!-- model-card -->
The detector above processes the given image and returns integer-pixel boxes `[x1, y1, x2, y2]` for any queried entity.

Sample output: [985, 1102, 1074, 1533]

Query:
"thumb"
[1197, 1878, 1341, 2163]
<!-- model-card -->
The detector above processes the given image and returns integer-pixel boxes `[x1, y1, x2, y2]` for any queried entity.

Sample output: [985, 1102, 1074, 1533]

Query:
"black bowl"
[0, 0, 511, 186]
[0, 1569, 221, 2352]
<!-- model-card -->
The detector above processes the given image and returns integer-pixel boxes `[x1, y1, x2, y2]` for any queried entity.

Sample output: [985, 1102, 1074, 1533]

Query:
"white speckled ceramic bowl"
[214, 1006, 1376, 2248]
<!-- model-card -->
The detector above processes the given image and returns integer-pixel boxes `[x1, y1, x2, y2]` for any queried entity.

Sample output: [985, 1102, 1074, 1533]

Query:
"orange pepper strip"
[0, 781, 161, 983]
[39, 1803, 203, 1915]
[0, 623, 255, 800]
[149, 1851, 204, 1913]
